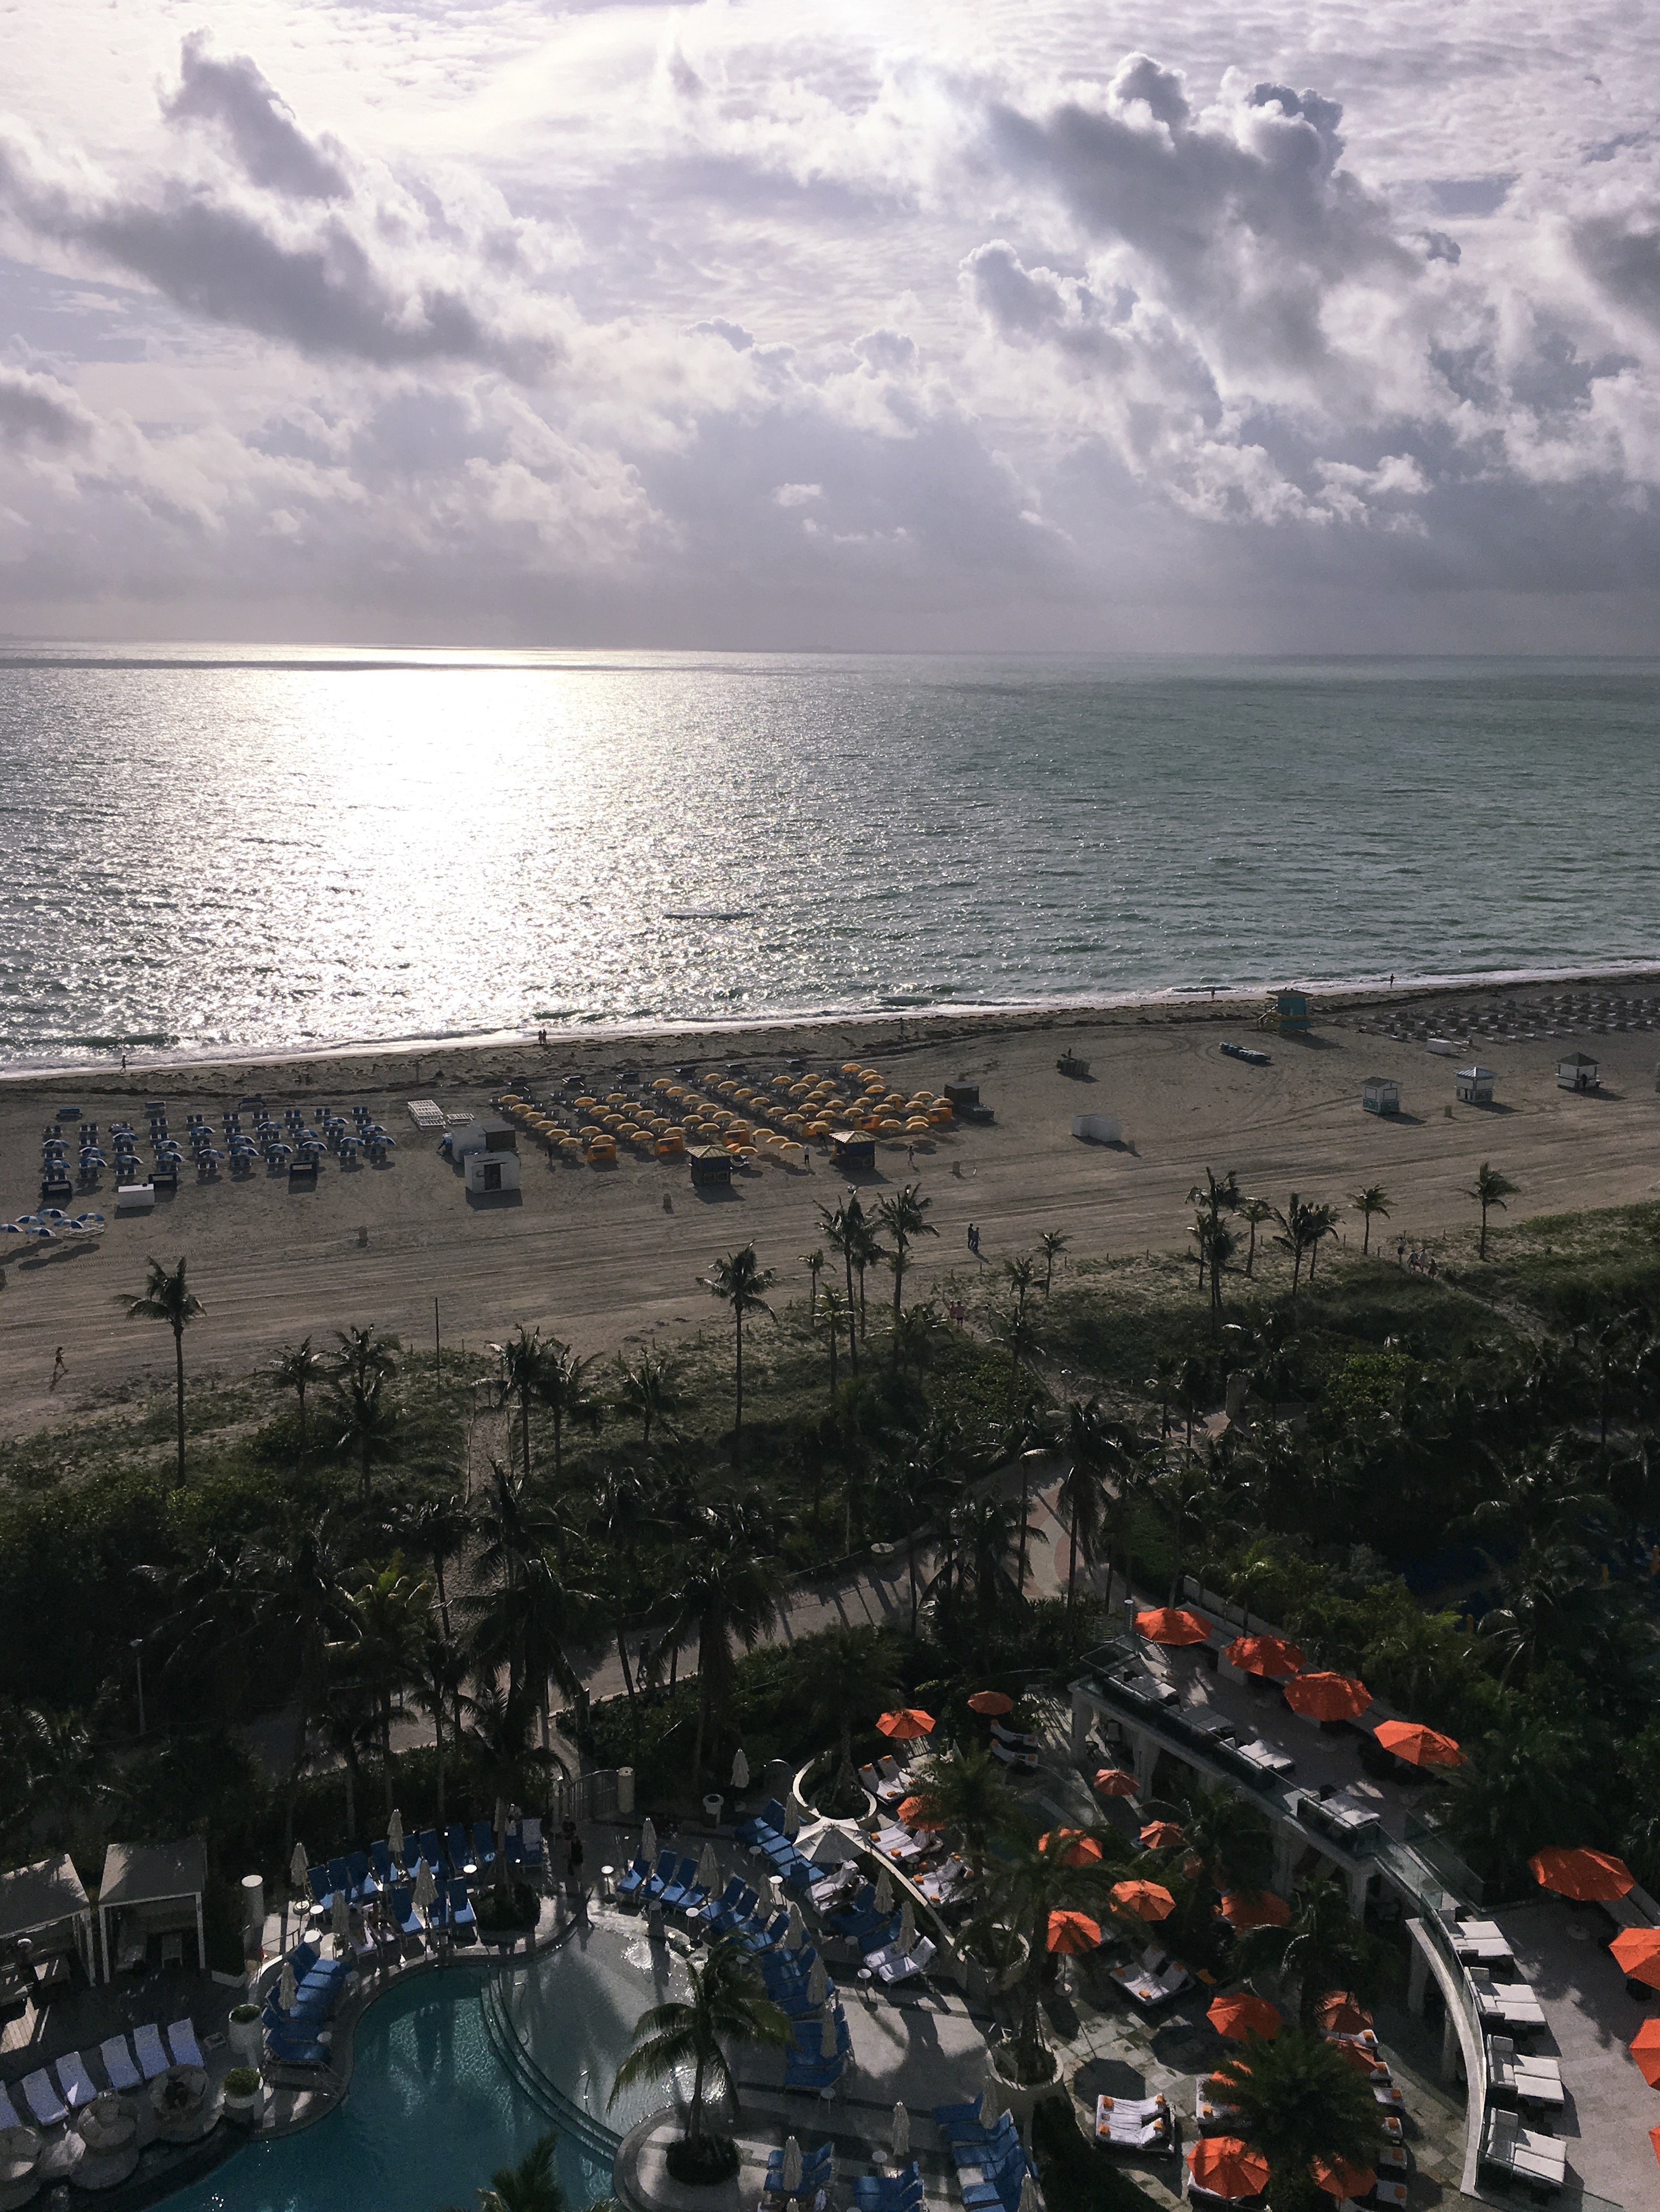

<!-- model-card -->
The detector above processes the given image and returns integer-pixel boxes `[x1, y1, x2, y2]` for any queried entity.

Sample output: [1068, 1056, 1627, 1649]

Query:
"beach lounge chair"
[370, 1841, 397, 1888]
[417, 1829, 444, 1874]
[54, 2053, 97, 2111]
[448, 1879, 476, 1935]
[306, 1864, 332, 1912]
[991, 1718, 1040, 1751]
[100, 2035, 143, 2094]
[949, 2120, 1018, 2166]
[166, 2020, 204, 2069]
[346, 1849, 377, 1899]
[447, 1824, 477, 1876]
[615, 1854, 652, 1904]
[520, 1818, 543, 1869]
[21, 2069, 67, 2128]
[1095, 2092, 1173, 2152]
[643, 1849, 680, 1904]
[389, 1884, 423, 1939]
[132, 2024, 171, 2081]
[876, 1937, 937, 1985]
[697, 1875, 744, 1925]
[659, 1857, 700, 1912]
[327, 1857, 356, 1905]
[1111, 1944, 1190, 2006]
[989, 1740, 1039, 1773]
[1482, 2107, 1567, 2190]
[471, 1820, 497, 1869]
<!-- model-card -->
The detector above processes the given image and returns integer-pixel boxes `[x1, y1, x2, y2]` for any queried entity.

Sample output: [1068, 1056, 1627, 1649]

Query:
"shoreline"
[5, 959, 1660, 1091]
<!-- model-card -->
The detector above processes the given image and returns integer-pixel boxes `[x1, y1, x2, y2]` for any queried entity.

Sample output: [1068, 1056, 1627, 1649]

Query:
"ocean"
[2, 647, 1658, 1070]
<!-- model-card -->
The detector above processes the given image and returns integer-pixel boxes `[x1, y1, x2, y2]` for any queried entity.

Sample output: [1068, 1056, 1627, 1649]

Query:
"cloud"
[0, 361, 93, 451]
[163, 31, 348, 201]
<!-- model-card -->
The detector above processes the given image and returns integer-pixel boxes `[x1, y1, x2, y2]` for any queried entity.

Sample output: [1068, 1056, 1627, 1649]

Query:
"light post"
[132, 1638, 146, 1736]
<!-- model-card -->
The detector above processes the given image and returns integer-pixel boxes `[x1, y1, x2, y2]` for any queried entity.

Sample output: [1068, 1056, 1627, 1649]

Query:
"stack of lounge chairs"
[767, 2140, 835, 2202]
[783, 2001, 849, 2092]
[934, 2102, 1038, 2211]
[989, 1719, 1040, 1774]
[853, 2160, 922, 2210]
[265, 1940, 348, 2065]
[734, 1799, 818, 1893]
[2, 2020, 205, 2132]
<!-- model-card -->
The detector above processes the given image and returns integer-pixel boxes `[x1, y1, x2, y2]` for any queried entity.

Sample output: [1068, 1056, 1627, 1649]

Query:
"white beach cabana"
[0, 1854, 95, 1984]
[1556, 1052, 1599, 1092]
[1361, 1076, 1400, 1116]
[1456, 1065, 1496, 1104]
[97, 1839, 208, 1982]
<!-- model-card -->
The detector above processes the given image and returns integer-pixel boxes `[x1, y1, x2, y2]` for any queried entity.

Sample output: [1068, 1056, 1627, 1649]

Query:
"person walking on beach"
[967, 1223, 980, 1259]
[49, 1346, 66, 1391]
[906, 1142, 915, 1169]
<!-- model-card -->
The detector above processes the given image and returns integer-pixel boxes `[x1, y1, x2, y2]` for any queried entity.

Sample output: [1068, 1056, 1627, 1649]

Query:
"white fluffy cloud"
[0, 5, 1658, 645]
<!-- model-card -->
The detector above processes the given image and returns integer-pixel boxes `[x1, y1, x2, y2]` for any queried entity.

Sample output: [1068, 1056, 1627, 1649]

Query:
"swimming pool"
[161, 1929, 684, 2212]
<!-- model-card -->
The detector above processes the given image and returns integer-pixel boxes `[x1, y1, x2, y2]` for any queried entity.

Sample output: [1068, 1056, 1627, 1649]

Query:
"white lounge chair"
[990, 1741, 1039, 1772]
[876, 1938, 936, 1984]
[1095, 2092, 1172, 2150]
[132, 2023, 171, 2080]
[101, 2036, 143, 2093]
[54, 2053, 97, 2110]
[1483, 2108, 1566, 2189]
[166, 2019, 204, 2069]
[21, 2069, 67, 2128]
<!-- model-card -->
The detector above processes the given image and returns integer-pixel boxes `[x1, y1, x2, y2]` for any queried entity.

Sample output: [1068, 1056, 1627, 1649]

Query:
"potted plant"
[222, 2067, 264, 2124]
[227, 2004, 263, 2063]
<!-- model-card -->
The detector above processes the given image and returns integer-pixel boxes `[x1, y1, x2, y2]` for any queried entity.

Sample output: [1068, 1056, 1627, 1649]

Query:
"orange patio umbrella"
[1111, 1878, 1176, 1921]
[876, 1708, 935, 1741]
[967, 1690, 1015, 1716]
[1612, 1930, 1660, 1990]
[1629, 2019, 1660, 2088]
[1039, 1829, 1103, 1867]
[1220, 1891, 1291, 1931]
[1095, 1768, 1139, 1797]
[896, 1796, 946, 1830]
[1135, 1606, 1209, 1646]
[1529, 1846, 1634, 1901]
[1315, 1991, 1375, 2035]
[1312, 2154, 1377, 2199]
[1225, 1633, 1305, 1678]
[1139, 1820, 1186, 1850]
[1374, 1719, 1465, 1768]
[1046, 1909, 1101, 1955]
[1284, 1672, 1372, 1722]
[1187, 2137, 1270, 2199]
[1651, 2120, 1660, 2171]
[1207, 1992, 1281, 2042]
[1334, 2040, 1385, 2077]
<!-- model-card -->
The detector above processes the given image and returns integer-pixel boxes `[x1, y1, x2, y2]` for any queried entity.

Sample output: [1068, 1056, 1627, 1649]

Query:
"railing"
[1404, 1812, 1486, 1908]
[548, 1769, 620, 1827]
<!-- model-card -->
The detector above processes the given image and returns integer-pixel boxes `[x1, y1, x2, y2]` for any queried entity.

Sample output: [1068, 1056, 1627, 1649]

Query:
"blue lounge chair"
[327, 1857, 357, 1904]
[448, 1878, 476, 1935]
[505, 1828, 524, 1868]
[370, 1841, 397, 1887]
[417, 1829, 444, 1874]
[389, 1884, 423, 1938]
[615, 1854, 652, 1903]
[346, 1849, 377, 1899]
[643, 1848, 679, 1903]
[472, 1819, 497, 1869]
[659, 1857, 700, 1912]
[697, 1875, 744, 1927]
[446, 1824, 476, 1875]
[707, 1884, 758, 1937]
[306, 1865, 332, 1912]
[734, 1797, 789, 1846]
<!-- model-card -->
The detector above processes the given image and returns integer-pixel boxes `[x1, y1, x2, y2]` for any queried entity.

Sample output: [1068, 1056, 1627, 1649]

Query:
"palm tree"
[1146, 1773, 1274, 1893]
[588, 1466, 657, 1709]
[1234, 1875, 1380, 2030]
[948, 1489, 1037, 1633]
[1217, 2026, 1382, 2212]
[1003, 1254, 1038, 1320]
[704, 1246, 775, 1470]
[118, 1257, 204, 1482]
[397, 1491, 470, 1637]
[611, 1348, 684, 1451]
[818, 1201, 865, 1372]
[1303, 1200, 1340, 1281]
[472, 2131, 566, 2212]
[1188, 1169, 1241, 1290]
[657, 1508, 783, 1786]
[795, 1625, 903, 1803]
[334, 1561, 432, 1817]
[462, 1678, 556, 1895]
[244, 1514, 353, 1861]
[1057, 1397, 1113, 1609]
[539, 1343, 602, 1502]
[408, 1624, 468, 1829]
[1038, 1230, 1070, 1295]
[467, 1548, 588, 1751]
[610, 1937, 792, 2151]
[800, 1248, 825, 1323]
[1191, 1212, 1240, 1337]
[877, 1184, 937, 1323]
[1272, 1195, 1318, 1295]
[266, 1336, 327, 1459]
[493, 1326, 553, 1487]
[1349, 1185, 1391, 1256]
[334, 1323, 401, 1393]
[1240, 1198, 1274, 1278]
[988, 1821, 1128, 2080]
[818, 1285, 848, 1394]
[334, 1368, 399, 1506]
[895, 1419, 965, 1633]
[1466, 1161, 1519, 1260]
[904, 1742, 1016, 1872]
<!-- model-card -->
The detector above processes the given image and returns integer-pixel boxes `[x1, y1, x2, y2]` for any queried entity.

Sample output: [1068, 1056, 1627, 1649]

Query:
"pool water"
[500, 1918, 693, 2140]
[167, 1973, 614, 2212]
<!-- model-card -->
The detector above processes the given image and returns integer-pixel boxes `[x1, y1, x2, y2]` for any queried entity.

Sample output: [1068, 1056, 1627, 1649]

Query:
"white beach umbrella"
[1016, 2176, 1040, 2212]
[387, 1809, 405, 1861]
[731, 1748, 750, 1791]
[642, 1816, 659, 1867]
[786, 1902, 806, 1951]
[806, 1955, 829, 2007]
[783, 1799, 801, 1839]
[819, 2007, 839, 2061]
[891, 2102, 910, 2160]
[874, 1867, 893, 1914]
[780, 2137, 803, 2194]
[413, 1858, 437, 1914]
[758, 1871, 778, 1914]
[977, 2087, 1001, 2129]
[897, 1899, 916, 1955]
[697, 1841, 721, 1893]
[289, 1843, 309, 1893]
[279, 1959, 297, 2012]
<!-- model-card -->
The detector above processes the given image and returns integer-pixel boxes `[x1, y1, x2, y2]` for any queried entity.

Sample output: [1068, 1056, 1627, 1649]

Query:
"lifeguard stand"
[1260, 990, 1312, 1036]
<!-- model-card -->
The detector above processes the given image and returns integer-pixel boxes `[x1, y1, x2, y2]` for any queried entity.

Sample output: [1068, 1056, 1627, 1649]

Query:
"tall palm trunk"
[171, 1322, 187, 1483]
[733, 1307, 744, 1470]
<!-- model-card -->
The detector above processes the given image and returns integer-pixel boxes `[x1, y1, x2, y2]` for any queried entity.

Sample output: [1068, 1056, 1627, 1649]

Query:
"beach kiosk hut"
[97, 1839, 206, 1982]
[1361, 1076, 1400, 1116]
[1456, 1065, 1496, 1105]
[1557, 1051, 1600, 1093]
[451, 1117, 517, 1160]
[465, 1148, 521, 1195]
[0, 1854, 95, 1991]
[1071, 1112, 1122, 1144]
[688, 1144, 733, 1188]
[830, 1130, 876, 1171]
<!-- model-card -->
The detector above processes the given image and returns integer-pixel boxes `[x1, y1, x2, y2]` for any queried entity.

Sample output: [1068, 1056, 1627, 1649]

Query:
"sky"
[1, 0, 1658, 650]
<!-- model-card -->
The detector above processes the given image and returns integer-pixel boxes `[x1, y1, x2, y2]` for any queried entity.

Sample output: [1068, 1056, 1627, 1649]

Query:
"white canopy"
[98, 1839, 208, 1983]
[0, 1854, 94, 1978]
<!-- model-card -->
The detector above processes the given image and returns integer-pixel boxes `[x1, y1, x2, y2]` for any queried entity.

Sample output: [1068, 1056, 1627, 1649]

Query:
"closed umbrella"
[779, 2137, 802, 2194]
[977, 2087, 1001, 2129]
[786, 1903, 807, 1951]
[732, 1749, 750, 1792]
[891, 2102, 909, 2160]
[897, 1899, 916, 1955]
[874, 1867, 894, 1914]
[807, 1956, 829, 2006]
[819, 2007, 839, 2060]
[783, 1800, 801, 1840]
[1016, 2179, 1040, 2212]
[413, 1858, 437, 1915]
[289, 1843, 310, 1893]
[388, 1809, 405, 1861]
[641, 1816, 659, 1867]
[759, 1872, 779, 1914]
[697, 1841, 721, 1893]
[279, 1959, 297, 2012]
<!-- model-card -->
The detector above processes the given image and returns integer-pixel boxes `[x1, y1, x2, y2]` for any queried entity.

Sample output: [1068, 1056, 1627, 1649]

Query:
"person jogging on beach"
[50, 1347, 66, 1391]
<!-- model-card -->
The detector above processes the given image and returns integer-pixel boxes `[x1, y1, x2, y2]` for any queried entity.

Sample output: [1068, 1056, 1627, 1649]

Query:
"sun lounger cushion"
[167, 2019, 204, 2069]
[132, 2024, 172, 2080]
[55, 2052, 97, 2110]
[101, 2036, 143, 2094]
[21, 2070, 68, 2128]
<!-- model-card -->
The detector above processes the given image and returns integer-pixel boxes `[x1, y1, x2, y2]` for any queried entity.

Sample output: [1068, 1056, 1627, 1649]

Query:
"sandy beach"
[4, 972, 1659, 1429]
